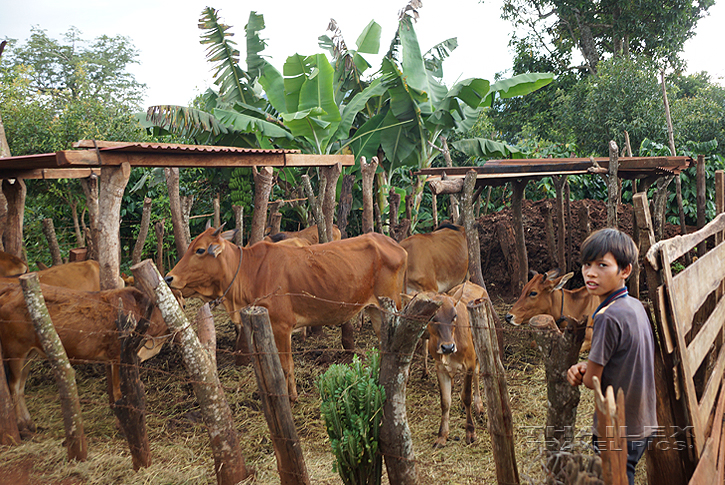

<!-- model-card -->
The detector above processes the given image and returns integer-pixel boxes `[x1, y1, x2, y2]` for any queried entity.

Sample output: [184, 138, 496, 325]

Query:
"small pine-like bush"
[317, 350, 385, 485]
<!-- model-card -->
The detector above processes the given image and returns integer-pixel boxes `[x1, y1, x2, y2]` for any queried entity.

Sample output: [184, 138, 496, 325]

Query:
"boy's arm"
[567, 360, 604, 390]
[582, 360, 603, 390]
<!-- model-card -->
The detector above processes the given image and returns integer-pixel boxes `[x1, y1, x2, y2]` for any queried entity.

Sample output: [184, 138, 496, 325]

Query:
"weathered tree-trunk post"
[542, 202, 558, 267]
[181, 194, 194, 246]
[131, 260, 250, 485]
[696, 155, 707, 257]
[42, 218, 63, 266]
[99, 163, 130, 291]
[565, 181, 572, 272]
[132, 198, 153, 265]
[321, 163, 341, 242]
[388, 189, 401, 241]
[249, 166, 274, 245]
[302, 175, 328, 244]
[240, 307, 310, 485]
[607, 140, 619, 228]
[213, 193, 221, 229]
[2, 178, 26, 260]
[113, 301, 152, 470]
[361, 156, 378, 234]
[164, 167, 189, 256]
[462, 171, 504, 352]
[68, 196, 84, 248]
[528, 314, 586, 477]
[378, 296, 440, 485]
[154, 220, 165, 274]
[511, 179, 528, 294]
[0, 342, 20, 446]
[432, 193, 438, 227]
[468, 298, 519, 485]
[233, 205, 244, 246]
[19, 273, 87, 461]
[633, 192, 691, 483]
[196, 303, 217, 369]
[593, 378, 628, 485]
[552, 175, 567, 272]
[336, 174, 354, 239]
[80, 175, 99, 260]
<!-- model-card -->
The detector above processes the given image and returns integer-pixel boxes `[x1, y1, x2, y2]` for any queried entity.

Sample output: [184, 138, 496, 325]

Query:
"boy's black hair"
[580, 228, 638, 271]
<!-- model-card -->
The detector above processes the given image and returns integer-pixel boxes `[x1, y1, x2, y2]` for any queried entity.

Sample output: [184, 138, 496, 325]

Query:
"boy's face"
[581, 252, 632, 299]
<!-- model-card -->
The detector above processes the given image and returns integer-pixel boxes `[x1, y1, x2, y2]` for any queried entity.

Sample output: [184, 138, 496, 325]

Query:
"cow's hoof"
[432, 438, 447, 449]
[466, 432, 477, 444]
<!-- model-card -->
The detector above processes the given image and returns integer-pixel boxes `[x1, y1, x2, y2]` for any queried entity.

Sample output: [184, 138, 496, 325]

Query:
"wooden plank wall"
[645, 170, 725, 483]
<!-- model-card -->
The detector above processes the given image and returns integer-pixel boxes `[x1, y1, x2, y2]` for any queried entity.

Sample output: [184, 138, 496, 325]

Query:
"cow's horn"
[212, 222, 227, 237]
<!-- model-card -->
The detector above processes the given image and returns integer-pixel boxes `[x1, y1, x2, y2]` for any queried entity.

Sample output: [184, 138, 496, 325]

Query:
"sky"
[2, 0, 724, 108]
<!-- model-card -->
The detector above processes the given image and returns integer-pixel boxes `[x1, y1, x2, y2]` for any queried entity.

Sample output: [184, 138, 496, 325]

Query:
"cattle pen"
[1, 140, 723, 484]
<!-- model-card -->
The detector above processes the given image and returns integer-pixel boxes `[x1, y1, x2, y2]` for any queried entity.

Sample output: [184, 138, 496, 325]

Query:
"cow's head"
[164, 225, 238, 300]
[505, 269, 573, 325]
[427, 294, 460, 356]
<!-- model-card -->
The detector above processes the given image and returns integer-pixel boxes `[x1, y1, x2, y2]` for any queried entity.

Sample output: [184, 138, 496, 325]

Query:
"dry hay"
[0, 297, 649, 484]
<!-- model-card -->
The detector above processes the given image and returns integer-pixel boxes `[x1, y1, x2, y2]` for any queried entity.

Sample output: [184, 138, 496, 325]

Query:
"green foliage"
[317, 351, 385, 485]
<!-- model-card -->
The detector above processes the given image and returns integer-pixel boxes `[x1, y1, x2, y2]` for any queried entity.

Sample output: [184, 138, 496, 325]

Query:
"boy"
[566, 228, 657, 485]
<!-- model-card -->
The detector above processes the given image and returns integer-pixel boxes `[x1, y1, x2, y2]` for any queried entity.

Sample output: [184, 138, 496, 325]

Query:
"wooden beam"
[3, 168, 101, 180]
[57, 149, 289, 168]
[283, 153, 354, 167]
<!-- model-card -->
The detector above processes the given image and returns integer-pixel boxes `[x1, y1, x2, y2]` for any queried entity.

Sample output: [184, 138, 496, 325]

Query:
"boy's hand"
[567, 362, 587, 386]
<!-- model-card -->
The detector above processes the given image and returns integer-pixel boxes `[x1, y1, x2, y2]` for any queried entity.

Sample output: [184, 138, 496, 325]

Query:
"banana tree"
[352, 14, 554, 225]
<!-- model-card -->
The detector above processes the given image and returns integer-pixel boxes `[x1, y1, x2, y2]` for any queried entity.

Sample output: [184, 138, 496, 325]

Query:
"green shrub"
[317, 350, 385, 485]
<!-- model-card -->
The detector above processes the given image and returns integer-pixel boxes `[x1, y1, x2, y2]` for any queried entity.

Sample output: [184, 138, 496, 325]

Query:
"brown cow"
[0, 260, 101, 292]
[165, 227, 407, 401]
[504, 269, 597, 351]
[0, 283, 169, 434]
[426, 281, 487, 448]
[263, 224, 342, 245]
[0, 251, 28, 277]
[400, 223, 468, 294]
[401, 223, 469, 376]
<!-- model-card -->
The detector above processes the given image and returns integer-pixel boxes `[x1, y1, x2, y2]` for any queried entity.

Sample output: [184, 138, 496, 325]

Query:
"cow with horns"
[164, 225, 408, 402]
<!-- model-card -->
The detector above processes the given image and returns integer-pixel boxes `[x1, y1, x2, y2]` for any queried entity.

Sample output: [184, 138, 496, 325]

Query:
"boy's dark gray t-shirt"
[589, 295, 657, 440]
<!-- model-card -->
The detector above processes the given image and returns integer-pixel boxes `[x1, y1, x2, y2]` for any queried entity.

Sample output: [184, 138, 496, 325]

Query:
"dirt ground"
[0, 198, 666, 484]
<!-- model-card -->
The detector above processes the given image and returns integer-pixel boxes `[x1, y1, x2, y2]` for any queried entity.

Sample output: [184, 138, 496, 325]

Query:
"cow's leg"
[273, 328, 298, 402]
[7, 353, 36, 435]
[433, 365, 452, 448]
[366, 307, 382, 337]
[462, 369, 476, 444]
[472, 363, 484, 416]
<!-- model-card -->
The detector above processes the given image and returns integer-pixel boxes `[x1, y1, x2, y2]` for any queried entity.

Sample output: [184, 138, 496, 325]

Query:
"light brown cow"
[400, 223, 468, 294]
[427, 281, 487, 448]
[0, 251, 28, 277]
[0, 260, 101, 291]
[0, 283, 168, 434]
[165, 227, 407, 401]
[504, 269, 597, 351]
[263, 224, 342, 245]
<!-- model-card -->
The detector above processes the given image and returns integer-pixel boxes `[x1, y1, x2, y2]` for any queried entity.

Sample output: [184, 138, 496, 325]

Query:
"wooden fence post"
[1, 178, 26, 259]
[511, 179, 529, 294]
[320, 163, 341, 242]
[336, 175, 354, 239]
[696, 155, 707, 257]
[233, 205, 244, 246]
[302, 174, 328, 244]
[468, 298, 519, 485]
[19, 273, 87, 461]
[607, 140, 619, 228]
[42, 218, 63, 266]
[99, 162, 130, 290]
[361, 156, 378, 234]
[378, 296, 440, 485]
[131, 260, 249, 485]
[529, 314, 586, 478]
[240, 306, 310, 485]
[113, 301, 152, 470]
[593, 378, 628, 485]
[250, 166, 274, 245]
[0, 342, 20, 446]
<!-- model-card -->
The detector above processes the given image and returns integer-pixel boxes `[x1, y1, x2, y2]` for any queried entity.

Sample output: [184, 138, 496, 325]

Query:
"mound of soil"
[475, 198, 681, 300]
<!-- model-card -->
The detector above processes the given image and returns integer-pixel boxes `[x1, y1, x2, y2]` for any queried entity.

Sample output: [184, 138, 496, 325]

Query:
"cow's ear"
[545, 268, 560, 280]
[529, 269, 539, 281]
[205, 219, 212, 230]
[553, 272, 574, 290]
[208, 243, 223, 258]
[221, 229, 238, 242]
[401, 293, 413, 307]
